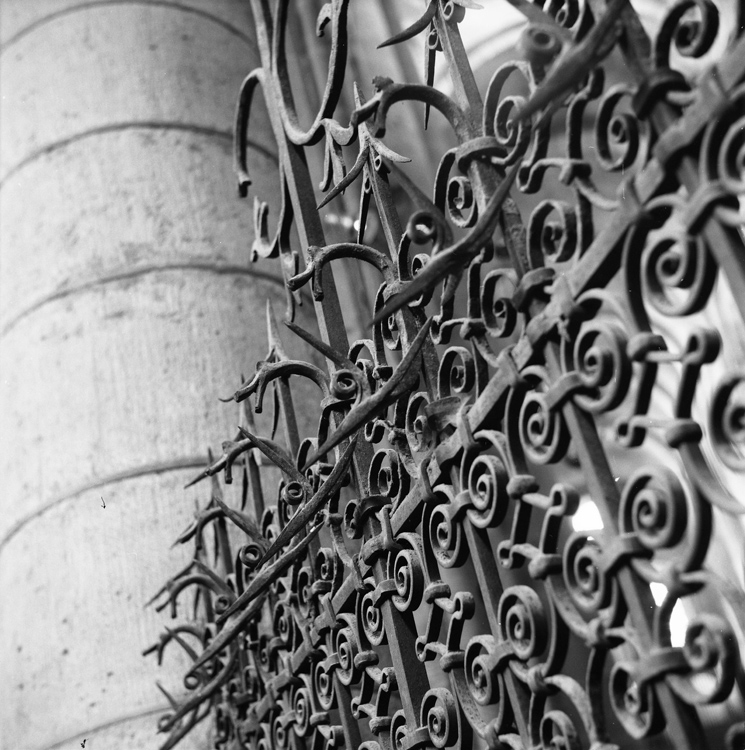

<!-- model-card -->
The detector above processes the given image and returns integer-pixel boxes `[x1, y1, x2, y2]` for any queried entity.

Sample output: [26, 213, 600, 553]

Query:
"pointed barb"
[371, 160, 521, 326]
[377, 0, 437, 48]
[216, 520, 324, 623]
[317, 144, 369, 210]
[212, 493, 264, 543]
[142, 638, 162, 658]
[258, 436, 357, 564]
[184, 449, 225, 489]
[265, 299, 288, 361]
[302, 320, 432, 470]
[237, 426, 306, 485]
[184, 469, 210, 489]
[156, 681, 181, 711]
[191, 559, 235, 599]
[284, 320, 353, 368]
[145, 583, 171, 609]
[187, 596, 266, 675]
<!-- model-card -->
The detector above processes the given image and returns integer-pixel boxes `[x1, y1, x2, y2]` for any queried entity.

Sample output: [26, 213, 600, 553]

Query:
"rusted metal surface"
[148, 1, 745, 748]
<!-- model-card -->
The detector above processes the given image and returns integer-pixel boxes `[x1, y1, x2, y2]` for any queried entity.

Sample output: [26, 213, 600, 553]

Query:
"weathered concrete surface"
[0, 2, 314, 748]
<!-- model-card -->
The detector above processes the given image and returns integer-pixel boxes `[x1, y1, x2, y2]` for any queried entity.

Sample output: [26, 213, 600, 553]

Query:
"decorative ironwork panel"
[147, 1, 745, 748]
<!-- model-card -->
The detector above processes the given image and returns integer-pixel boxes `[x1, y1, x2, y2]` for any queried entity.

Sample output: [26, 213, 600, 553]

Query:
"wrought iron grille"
[147, 1, 745, 748]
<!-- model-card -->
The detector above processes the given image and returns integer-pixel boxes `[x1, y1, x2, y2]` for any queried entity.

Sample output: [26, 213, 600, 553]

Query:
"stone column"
[0, 2, 312, 748]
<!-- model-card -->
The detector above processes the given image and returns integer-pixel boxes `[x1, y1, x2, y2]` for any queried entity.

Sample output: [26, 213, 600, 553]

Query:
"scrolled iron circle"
[684, 615, 724, 670]
[273, 602, 293, 645]
[343, 498, 362, 540]
[609, 661, 660, 739]
[465, 453, 510, 529]
[282, 480, 307, 506]
[258, 634, 272, 670]
[214, 595, 232, 615]
[518, 388, 569, 465]
[330, 368, 359, 401]
[272, 714, 289, 750]
[360, 590, 387, 646]
[315, 546, 337, 582]
[378, 244, 436, 322]
[334, 625, 359, 685]
[570, 320, 631, 414]
[641, 230, 715, 317]
[619, 467, 687, 551]
[481, 269, 519, 338]
[391, 548, 424, 612]
[313, 659, 336, 710]
[291, 685, 312, 736]
[483, 61, 533, 150]
[674, 613, 737, 704]
[421, 689, 458, 749]
[464, 635, 503, 707]
[428, 706, 450, 748]
[563, 533, 608, 616]
[438, 346, 476, 399]
[406, 209, 439, 245]
[427, 501, 465, 569]
[527, 199, 577, 264]
[369, 448, 409, 503]
[296, 565, 314, 617]
[379, 296, 403, 351]
[239, 542, 264, 571]
[498, 586, 547, 662]
[405, 391, 433, 453]
[656, 0, 720, 65]
[594, 85, 641, 172]
[446, 175, 478, 228]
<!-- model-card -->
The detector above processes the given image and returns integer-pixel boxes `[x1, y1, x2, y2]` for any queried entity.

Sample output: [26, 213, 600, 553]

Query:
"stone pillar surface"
[0, 2, 312, 748]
